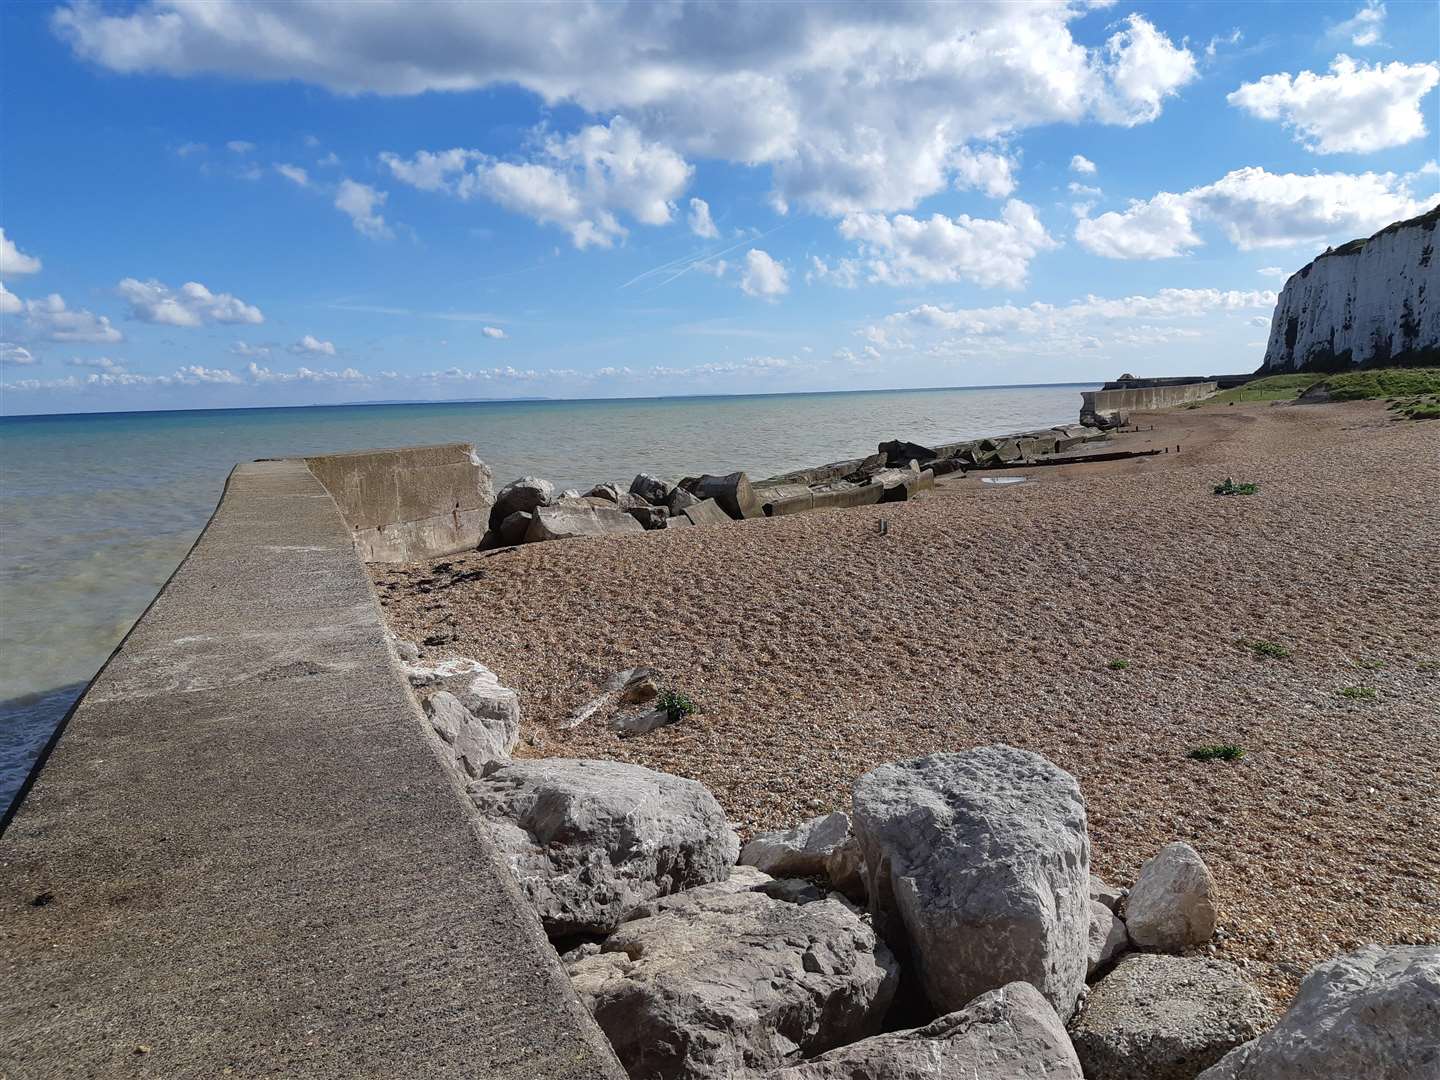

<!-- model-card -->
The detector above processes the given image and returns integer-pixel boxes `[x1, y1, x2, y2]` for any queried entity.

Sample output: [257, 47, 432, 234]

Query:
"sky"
[1, 0, 1437, 415]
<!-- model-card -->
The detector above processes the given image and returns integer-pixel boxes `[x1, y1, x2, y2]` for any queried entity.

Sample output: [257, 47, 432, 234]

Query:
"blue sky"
[1, 0, 1437, 415]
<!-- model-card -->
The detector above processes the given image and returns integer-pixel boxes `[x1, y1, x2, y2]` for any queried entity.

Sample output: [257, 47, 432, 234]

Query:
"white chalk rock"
[851, 746, 1090, 1018]
[1198, 945, 1440, 1080]
[1124, 842, 1218, 953]
[740, 811, 852, 879]
[422, 690, 515, 779]
[1088, 900, 1130, 980]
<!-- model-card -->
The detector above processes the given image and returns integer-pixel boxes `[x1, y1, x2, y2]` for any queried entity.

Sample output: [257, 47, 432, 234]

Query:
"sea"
[0, 382, 1093, 814]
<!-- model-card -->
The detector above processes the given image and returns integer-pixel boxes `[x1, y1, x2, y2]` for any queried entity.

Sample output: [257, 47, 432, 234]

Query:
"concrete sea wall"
[1080, 381, 1217, 425]
[0, 458, 623, 1078]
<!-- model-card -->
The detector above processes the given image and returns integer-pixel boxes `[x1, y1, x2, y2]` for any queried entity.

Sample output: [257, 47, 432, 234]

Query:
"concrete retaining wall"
[305, 442, 494, 563]
[0, 459, 624, 1079]
[1081, 381, 1217, 424]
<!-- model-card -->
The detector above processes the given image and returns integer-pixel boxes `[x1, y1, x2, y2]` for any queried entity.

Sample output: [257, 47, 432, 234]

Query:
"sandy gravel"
[373, 401, 1440, 1007]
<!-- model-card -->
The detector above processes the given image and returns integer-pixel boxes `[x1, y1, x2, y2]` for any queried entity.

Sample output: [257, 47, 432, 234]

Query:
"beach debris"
[983, 476, 1028, 485]
[561, 666, 654, 729]
[488, 475, 555, 529]
[468, 757, 739, 937]
[739, 810, 853, 880]
[609, 706, 677, 737]
[1196, 945, 1440, 1080]
[629, 473, 674, 506]
[768, 981, 1083, 1080]
[1124, 842, 1218, 953]
[566, 883, 897, 1080]
[682, 471, 761, 519]
[1069, 955, 1270, 1080]
[524, 503, 645, 542]
[852, 746, 1091, 1018]
[1087, 900, 1130, 980]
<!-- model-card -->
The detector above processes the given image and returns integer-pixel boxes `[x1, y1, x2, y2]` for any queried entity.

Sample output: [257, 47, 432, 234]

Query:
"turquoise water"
[0, 383, 1091, 810]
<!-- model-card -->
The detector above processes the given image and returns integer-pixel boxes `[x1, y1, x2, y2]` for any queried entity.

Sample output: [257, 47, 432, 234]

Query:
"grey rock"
[1088, 900, 1130, 980]
[740, 811, 852, 879]
[625, 503, 670, 530]
[1125, 842, 1218, 952]
[496, 509, 534, 546]
[389, 636, 420, 663]
[687, 471, 760, 519]
[852, 746, 1090, 1018]
[423, 689, 516, 779]
[584, 482, 624, 503]
[608, 705, 677, 738]
[667, 486, 701, 516]
[559, 488, 581, 500]
[406, 657, 522, 779]
[767, 980, 1083, 1080]
[567, 887, 898, 1080]
[682, 498, 732, 526]
[1091, 874, 1126, 911]
[629, 473, 674, 506]
[525, 503, 645, 542]
[621, 865, 774, 921]
[1070, 954, 1270, 1080]
[468, 758, 739, 937]
[1198, 945, 1440, 1080]
[825, 832, 868, 904]
[489, 475, 554, 528]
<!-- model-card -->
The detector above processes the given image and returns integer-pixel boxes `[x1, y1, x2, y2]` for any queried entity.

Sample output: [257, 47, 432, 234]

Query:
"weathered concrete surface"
[1081, 382, 1217, 427]
[306, 442, 494, 562]
[0, 460, 624, 1079]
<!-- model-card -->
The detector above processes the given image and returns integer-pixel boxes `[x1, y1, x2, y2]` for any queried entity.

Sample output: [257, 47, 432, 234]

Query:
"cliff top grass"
[1324, 368, 1440, 401]
[1203, 373, 1325, 404]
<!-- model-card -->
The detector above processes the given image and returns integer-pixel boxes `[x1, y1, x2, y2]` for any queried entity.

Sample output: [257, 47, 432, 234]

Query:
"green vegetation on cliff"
[1204, 374, 1325, 404]
[1323, 368, 1440, 401]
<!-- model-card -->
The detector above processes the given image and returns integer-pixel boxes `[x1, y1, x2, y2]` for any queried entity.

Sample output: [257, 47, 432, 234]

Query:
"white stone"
[1198, 945, 1440, 1080]
[1088, 900, 1130, 980]
[422, 691, 514, 779]
[766, 981, 1083, 1080]
[851, 746, 1090, 1018]
[1125, 842, 1218, 953]
[568, 886, 898, 1080]
[740, 811, 852, 879]
[469, 758, 740, 937]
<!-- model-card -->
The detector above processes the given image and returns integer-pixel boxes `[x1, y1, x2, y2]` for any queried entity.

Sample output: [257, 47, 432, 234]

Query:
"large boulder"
[685, 472, 760, 519]
[766, 981, 1083, 1080]
[1088, 900, 1130, 980]
[525, 503, 646, 542]
[489, 475, 554, 529]
[1124, 842, 1218, 952]
[468, 758, 740, 937]
[667, 486, 701, 516]
[851, 746, 1090, 1018]
[1198, 945, 1440, 1080]
[682, 498, 732, 526]
[1070, 955, 1270, 1080]
[406, 658, 522, 779]
[567, 886, 898, 1080]
[630, 473, 674, 506]
[496, 509, 533, 546]
[877, 439, 937, 468]
[739, 811, 852, 879]
[584, 481, 624, 503]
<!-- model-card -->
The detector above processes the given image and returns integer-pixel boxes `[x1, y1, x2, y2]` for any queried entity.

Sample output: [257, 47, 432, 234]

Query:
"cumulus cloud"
[481, 326, 507, 339]
[247, 362, 366, 383]
[1258, 266, 1290, 278]
[1070, 154, 1097, 175]
[66, 355, 126, 372]
[805, 255, 860, 288]
[0, 282, 21, 315]
[289, 334, 336, 356]
[1076, 165, 1438, 258]
[117, 278, 264, 326]
[1, 342, 37, 365]
[19, 293, 124, 343]
[739, 249, 788, 299]
[687, 197, 718, 239]
[838, 200, 1058, 289]
[1, 229, 42, 277]
[334, 179, 393, 239]
[1228, 56, 1440, 155]
[53, 3, 1196, 217]
[383, 117, 691, 248]
[275, 163, 310, 187]
[1334, 0, 1386, 47]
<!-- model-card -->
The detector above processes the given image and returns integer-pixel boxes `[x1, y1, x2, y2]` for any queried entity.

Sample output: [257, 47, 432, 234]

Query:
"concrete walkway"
[0, 461, 623, 1078]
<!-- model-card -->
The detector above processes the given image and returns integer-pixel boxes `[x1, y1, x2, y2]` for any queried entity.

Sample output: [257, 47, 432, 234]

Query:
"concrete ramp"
[0, 460, 623, 1079]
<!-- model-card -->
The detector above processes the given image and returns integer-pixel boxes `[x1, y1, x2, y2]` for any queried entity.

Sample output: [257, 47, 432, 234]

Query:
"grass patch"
[1214, 478, 1259, 496]
[1323, 368, 1440, 401]
[656, 689, 700, 722]
[1188, 744, 1246, 762]
[1353, 658, 1387, 671]
[1107, 659, 1130, 671]
[1338, 686, 1377, 702]
[1204, 373, 1326, 405]
[1236, 637, 1291, 660]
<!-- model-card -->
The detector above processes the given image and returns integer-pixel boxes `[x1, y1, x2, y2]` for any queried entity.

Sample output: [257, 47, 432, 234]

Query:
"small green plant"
[1214, 478, 1259, 496]
[1338, 686, 1377, 702]
[1353, 658, 1387, 671]
[1107, 659, 1130, 671]
[1236, 637, 1291, 660]
[656, 689, 699, 722]
[1417, 660, 1439, 673]
[1188, 744, 1246, 762]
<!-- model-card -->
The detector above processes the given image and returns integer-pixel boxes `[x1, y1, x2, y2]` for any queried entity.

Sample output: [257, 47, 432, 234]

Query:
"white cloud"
[1, 229, 42, 277]
[687, 197, 718, 239]
[334, 179, 393, 239]
[247, 362, 371, 384]
[117, 278, 264, 326]
[1228, 55, 1440, 155]
[1258, 266, 1289, 278]
[226, 139, 255, 153]
[1068, 182, 1103, 198]
[317, 151, 341, 168]
[739, 249, 788, 299]
[481, 326, 507, 339]
[53, 3, 1196, 217]
[1070, 154, 1097, 176]
[805, 255, 860, 288]
[0, 282, 20, 315]
[289, 334, 336, 356]
[838, 200, 1058, 289]
[384, 117, 692, 248]
[1204, 28, 1243, 60]
[275, 163, 310, 187]
[1, 342, 37, 365]
[19, 293, 124, 343]
[229, 340, 271, 357]
[1334, 0, 1386, 47]
[1076, 165, 1438, 258]
[66, 355, 126, 372]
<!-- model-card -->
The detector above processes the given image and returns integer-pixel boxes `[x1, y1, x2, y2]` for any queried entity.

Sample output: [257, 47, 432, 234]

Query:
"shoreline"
[372, 399, 1440, 1009]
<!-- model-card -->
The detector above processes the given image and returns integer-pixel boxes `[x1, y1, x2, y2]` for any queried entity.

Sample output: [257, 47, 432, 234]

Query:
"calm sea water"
[0, 383, 1091, 812]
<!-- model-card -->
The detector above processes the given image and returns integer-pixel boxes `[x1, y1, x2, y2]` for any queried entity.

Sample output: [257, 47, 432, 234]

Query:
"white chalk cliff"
[1261, 204, 1440, 372]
